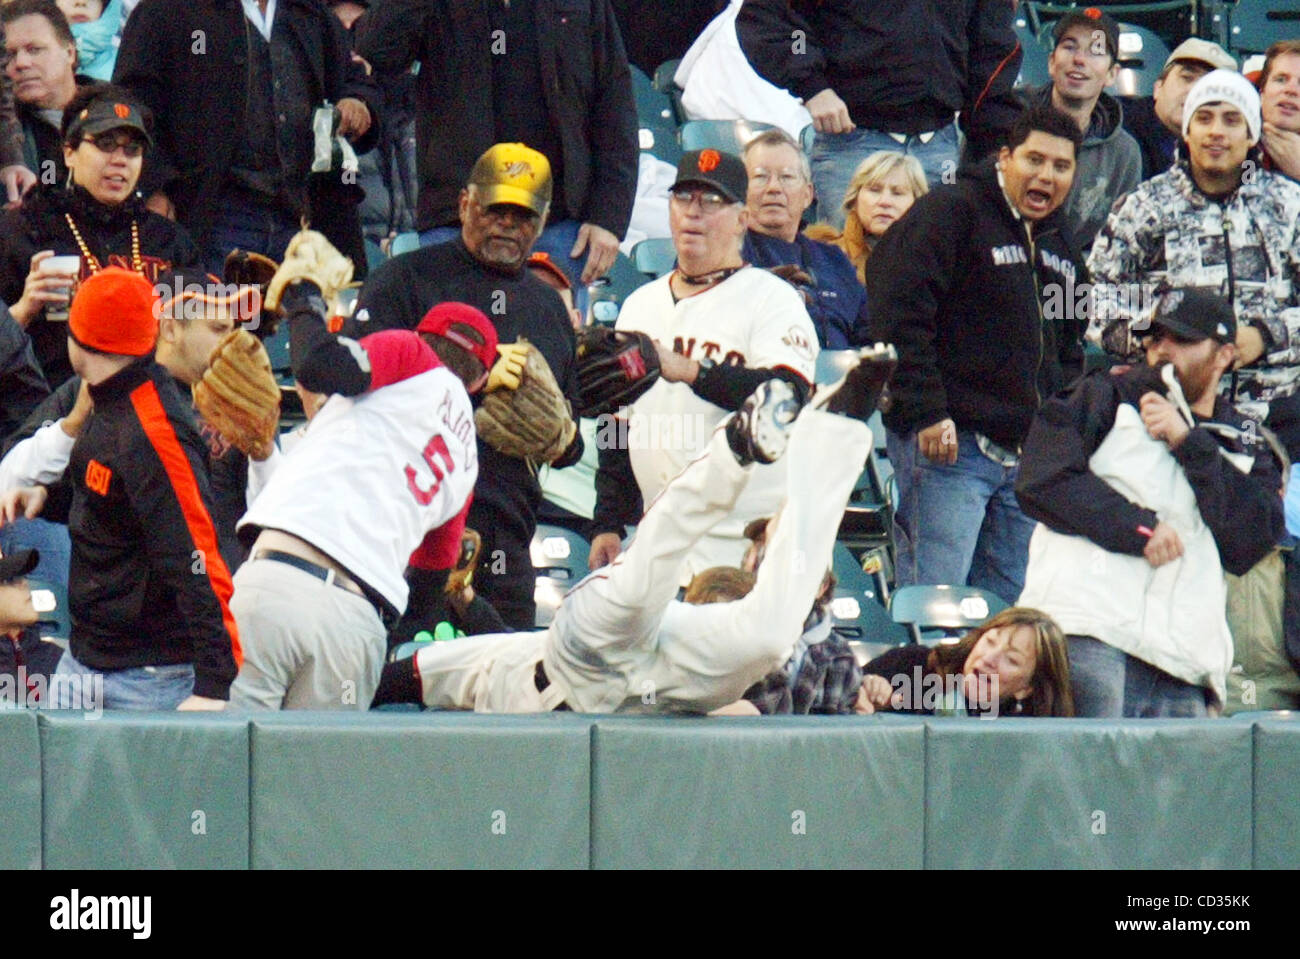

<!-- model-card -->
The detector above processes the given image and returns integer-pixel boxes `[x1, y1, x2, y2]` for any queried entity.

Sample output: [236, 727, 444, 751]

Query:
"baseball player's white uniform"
[613, 266, 818, 577]
[412, 406, 870, 714]
[230, 329, 478, 710]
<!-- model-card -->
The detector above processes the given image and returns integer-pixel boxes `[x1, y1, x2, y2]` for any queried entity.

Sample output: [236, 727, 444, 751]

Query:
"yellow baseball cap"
[468, 143, 553, 218]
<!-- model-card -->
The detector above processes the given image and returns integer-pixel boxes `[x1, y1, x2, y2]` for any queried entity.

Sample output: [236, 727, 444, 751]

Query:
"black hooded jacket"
[866, 158, 1087, 450]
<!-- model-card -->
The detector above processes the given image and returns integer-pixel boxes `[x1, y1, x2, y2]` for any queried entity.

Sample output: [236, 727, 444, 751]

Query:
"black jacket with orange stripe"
[67, 357, 240, 699]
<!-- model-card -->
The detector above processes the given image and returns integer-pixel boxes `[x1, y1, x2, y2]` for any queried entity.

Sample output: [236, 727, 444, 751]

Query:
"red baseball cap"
[69, 267, 159, 356]
[416, 301, 499, 373]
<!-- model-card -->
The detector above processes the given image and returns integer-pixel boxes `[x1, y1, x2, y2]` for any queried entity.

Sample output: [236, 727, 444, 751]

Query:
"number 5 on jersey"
[406, 434, 455, 505]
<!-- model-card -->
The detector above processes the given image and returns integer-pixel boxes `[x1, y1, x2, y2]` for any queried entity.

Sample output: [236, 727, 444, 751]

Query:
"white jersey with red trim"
[614, 265, 818, 574]
[240, 336, 477, 612]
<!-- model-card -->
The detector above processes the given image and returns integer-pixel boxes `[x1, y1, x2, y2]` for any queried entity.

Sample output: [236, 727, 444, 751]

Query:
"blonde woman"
[806, 151, 928, 285]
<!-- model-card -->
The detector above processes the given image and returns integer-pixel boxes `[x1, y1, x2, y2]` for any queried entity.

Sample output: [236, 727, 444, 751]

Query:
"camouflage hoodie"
[1087, 159, 1300, 420]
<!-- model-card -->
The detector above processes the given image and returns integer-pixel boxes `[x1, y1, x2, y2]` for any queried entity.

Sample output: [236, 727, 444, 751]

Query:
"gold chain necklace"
[64, 213, 143, 274]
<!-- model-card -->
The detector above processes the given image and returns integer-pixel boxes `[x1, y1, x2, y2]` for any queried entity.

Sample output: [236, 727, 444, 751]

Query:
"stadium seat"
[631, 236, 676, 278]
[1113, 22, 1171, 97]
[828, 543, 909, 648]
[814, 348, 861, 385]
[1013, 15, 1051, 89]
[263, 325, 291, 375]
[1228, 0, 1300, 57]
[836, 451, 893, 556]
[587, 251, 650, 324]
[389, 231, 421, 257]
[29, 578, 70, 645]
[679, 118, 777, 155]
[631, 65, 682, 165]
[532, 524, 592, 627]
[888, 584, 1009, 645]
[364, 237, 386, 272]
[652, 58, 687, 125]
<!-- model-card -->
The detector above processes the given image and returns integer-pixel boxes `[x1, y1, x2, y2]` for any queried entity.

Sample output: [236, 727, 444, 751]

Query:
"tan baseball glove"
[192, 330, 282, 460]
[263, 229, 354, 315]
[474, 339, 577, 464]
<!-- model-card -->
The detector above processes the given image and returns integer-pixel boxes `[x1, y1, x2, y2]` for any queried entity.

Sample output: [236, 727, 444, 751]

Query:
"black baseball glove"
[575, 326, 662, 418]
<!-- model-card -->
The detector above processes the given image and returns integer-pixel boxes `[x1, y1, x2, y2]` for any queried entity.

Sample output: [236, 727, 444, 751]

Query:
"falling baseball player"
[227, 231, 501, 710]
[387, 344, 896, 714]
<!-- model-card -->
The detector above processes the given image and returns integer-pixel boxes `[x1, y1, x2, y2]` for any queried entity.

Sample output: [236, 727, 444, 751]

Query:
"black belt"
[534, 660, 571, 711]
[254, 549, 399, 630]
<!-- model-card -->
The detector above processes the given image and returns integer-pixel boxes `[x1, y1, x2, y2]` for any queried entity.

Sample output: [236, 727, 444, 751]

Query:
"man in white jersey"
[395, 344, 895, 714]
[228, 233, 497, 710]
[589, 148, 819, 578]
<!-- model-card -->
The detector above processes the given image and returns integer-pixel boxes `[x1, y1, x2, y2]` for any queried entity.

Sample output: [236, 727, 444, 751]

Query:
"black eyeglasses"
[82, 133, 146, 158]
[669, 188, 732, 213]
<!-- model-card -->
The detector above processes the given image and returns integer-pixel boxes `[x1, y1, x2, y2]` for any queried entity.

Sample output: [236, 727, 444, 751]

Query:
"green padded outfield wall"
[38, 712, 250, 869]
[0, 710, 42, 869]
[1253, 716, 1300, 869]
[248, 713, 592, 869]
[924, 719, 1254, 869]
[590, 716, 925, 869]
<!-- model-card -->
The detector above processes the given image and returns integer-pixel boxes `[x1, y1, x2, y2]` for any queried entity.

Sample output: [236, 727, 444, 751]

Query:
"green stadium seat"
[889, 584, 1009, 645]
[1114, 22, 1172, 98]
[590, 717, 925, 868]
[249, 712, 592, 868]
[532, 523, 592, 627]
[0, 710, 41, 868]
[1229, 0, 1300, 57]
[924, 719, 1252, 868]
[679, 118, 778, 156]
[652, 58, 687, 125]
[631, 65, 682, 165]
[1013, 15, 1052, 89]
[829, 544, 909, 646]
[587, 251, 650, 324]
[39, 712, 251, 868]
[389, 231, 421, 257]
[631, 237, 676, 278]
[29, 577, 70, 645]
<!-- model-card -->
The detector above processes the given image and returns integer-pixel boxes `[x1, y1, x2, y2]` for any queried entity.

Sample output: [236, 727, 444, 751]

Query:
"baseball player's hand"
[805, 88, 854, 134]
[917, 418, 958, 465]
[336, 97, 372, 139]
[1, 163, 37, 208]
[145, 190, 175, 220]
[486, 342, 530, 392]
[654, 340, 700, 385]
[177, 695, 227, 711]
[0, 485, 48, 526]
[1143, 521, 1184, 568]
[12, 250, 76, 327]
[1139, 392, 1189, 450]
[854, 674, 896, 714]
[60, 379, 94, 438]
[572, 222, 619, 285]
[589, 532, 622, 570]
[1263, 122, 1300, 180]
[1233, 326, 1265, 369]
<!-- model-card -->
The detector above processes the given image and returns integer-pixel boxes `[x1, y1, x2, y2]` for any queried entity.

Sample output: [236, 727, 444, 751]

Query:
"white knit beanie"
[1182, 69, 1262, 143]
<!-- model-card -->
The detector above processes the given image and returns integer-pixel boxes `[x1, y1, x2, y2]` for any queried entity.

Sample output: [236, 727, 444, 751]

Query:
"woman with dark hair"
[0, 81, 201, 388]
[857, 606, 1075, 717]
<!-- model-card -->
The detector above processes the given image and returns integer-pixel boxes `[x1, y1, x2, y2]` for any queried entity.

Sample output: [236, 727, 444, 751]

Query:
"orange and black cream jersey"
[68, 358, 241, 699]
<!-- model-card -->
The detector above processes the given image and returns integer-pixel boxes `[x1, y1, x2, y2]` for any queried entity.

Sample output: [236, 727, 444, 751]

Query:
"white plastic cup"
[40, 255, 81, 321]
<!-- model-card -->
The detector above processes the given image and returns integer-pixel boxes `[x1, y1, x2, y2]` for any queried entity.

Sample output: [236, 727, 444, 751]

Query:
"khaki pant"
[1223, 549, 1300, 714]
[229, 558, 388, 710]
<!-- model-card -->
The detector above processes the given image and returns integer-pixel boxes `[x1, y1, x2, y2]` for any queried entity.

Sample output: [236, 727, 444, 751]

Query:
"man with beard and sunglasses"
[1016, 287, 1284, 718]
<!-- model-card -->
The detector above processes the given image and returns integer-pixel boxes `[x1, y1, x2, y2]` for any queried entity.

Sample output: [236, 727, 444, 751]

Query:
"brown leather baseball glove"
[192, 329, 282, 460]
[474, 339, 577, 464]
[444, 528, 483, 597]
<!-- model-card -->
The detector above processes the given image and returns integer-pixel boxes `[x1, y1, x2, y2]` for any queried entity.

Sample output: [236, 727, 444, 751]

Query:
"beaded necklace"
[64, 213, 144, 274]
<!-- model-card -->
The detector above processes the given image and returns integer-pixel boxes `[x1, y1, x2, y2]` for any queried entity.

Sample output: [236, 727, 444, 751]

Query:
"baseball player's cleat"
[814, 343, 898, 421]
[726, 378, 804, 466]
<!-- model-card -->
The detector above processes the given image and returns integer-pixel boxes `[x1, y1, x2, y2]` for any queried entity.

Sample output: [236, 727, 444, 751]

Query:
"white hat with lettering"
[1181, 69, 1261, 143]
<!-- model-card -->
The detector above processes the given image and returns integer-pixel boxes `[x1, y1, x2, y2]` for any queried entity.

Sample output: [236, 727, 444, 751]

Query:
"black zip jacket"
[0, 303, 49, 442]
[114, 0, 379, 245]
[0, 185, 202, 389]
[1016, 364, 1284, 576]
[736, 0, 1022, 159]
[356, 0, 637, 237]
[67, 359, 239, 699]
[865, 157, 1086, 450]
[355, 238, 582, 558]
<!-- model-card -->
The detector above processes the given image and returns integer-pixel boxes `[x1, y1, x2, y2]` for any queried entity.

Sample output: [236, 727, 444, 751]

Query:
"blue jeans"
[421, 218, 588, 313]
[1067, 635, 1209, 718]
[203, 192, 300, 276]
[811, 121, 961, 228]
[887, 428, 1035, 605]
[50, 648, 194, 710]
[0, 517, 70, 587]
